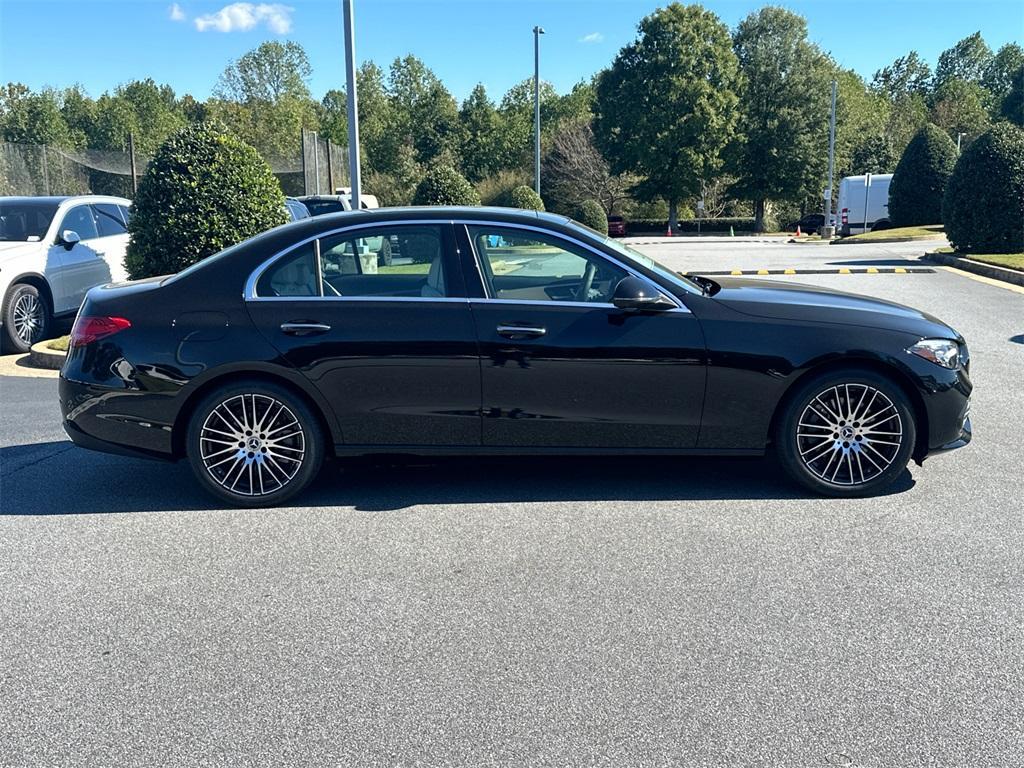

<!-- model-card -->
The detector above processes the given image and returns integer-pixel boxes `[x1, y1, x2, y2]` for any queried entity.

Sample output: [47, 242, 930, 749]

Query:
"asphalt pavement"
[1, 239, 1022, 767]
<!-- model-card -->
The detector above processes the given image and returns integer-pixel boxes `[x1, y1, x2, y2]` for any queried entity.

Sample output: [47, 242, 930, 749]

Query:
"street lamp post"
[533, 25, 545, 198]
[343, 0, 361, 209]
[957, 132, 966, 153]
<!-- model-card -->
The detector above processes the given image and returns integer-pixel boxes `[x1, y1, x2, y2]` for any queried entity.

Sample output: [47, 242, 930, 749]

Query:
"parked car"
[284, 197, 311, 222]
[60, 207, 972, 506]
[607, 215, 626, 237]
[786, 213, 825, 233]
[0, 195, 131, 352]
[838, 173, 893, 235]
[294, 195, 350, 217]
[335, 187, 380, 209]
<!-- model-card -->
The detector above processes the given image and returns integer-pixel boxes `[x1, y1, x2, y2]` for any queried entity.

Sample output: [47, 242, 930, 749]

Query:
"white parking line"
[940, 266, 1024, 295]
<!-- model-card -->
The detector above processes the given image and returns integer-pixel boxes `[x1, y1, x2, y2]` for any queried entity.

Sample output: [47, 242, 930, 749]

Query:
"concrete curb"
[922, 252, 1024, 287]
[830, 235, 946, 246]
[29, 341, 66, 370]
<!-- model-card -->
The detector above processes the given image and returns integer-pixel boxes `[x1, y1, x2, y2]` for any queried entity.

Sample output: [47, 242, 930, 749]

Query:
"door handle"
[496, 324, 546, 339]
[280, 322, 331, 336]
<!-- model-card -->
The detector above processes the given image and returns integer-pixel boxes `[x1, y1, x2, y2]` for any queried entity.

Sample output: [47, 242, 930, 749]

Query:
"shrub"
[624, 217, 757, 235]
[942, 122, 1024, 254]
[576, 199, 608, 235]
[888, 124, 958, 227]
[510, 185, 545, 211]
[412, 165, 481, 206]
[125, 122, 286, 279]
[475, 169, 531, 207]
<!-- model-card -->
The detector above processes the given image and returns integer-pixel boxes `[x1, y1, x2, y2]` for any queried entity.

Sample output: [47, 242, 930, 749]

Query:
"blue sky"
[1, 0, 1022, 102]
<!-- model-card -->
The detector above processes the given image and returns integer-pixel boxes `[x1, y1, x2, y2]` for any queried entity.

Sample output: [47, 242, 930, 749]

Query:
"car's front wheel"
[2, 282, 51, 354]
[776, 369, 916, 497]
[186, 381, 324, 507]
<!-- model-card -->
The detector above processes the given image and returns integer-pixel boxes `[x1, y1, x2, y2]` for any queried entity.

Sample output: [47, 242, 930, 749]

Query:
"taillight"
[69, 316, 132, 349]
[841, 208, 849, 224]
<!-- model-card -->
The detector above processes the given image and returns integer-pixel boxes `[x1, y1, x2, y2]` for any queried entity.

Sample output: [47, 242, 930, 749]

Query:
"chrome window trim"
[461, 220, 688, 312]
[243, 217, 687, 313]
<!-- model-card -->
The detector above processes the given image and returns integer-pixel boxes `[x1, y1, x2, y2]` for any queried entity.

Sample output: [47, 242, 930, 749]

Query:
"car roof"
[296, 206, 572, 225]
[0, 195, 131, 206]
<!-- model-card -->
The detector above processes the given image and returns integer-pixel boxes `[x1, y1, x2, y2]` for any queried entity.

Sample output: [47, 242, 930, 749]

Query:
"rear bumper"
[60, 374, 176, 461]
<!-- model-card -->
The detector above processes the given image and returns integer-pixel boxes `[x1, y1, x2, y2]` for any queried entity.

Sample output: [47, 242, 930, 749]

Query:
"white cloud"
[579, 32, 604, 44]
[194, 3, 294, 34]
[168, 3, 186, 22]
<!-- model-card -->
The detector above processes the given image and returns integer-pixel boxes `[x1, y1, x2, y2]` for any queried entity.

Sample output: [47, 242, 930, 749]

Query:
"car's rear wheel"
[776, 369, 916, 497]
[186, 381, 324, 507]
[2, 282, 51, 354]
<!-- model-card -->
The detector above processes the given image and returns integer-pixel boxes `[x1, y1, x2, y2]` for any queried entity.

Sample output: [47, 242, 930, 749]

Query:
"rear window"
[302, 199, 347, 216]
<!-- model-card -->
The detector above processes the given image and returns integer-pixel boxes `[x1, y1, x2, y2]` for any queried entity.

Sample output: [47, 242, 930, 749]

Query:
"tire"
[776, 369, 916, 497]
[1, 282, 51, 354]
[186, 380, 325, 507]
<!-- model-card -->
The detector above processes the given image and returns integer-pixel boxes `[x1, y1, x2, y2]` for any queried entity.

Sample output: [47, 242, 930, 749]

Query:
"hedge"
[889, 124, 958, 227]
[576, 200, 608, 235]
[625, 217, 757, 235]
[412, 165, 481, 206]
[510, 185, 545, 211]
[126, 122, 286, 279]
[942, 122, 1024, 254]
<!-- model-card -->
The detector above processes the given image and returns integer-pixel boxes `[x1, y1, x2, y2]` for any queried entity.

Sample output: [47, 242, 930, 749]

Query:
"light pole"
[343, 0, 361, 209]
[822, 79, 837, 237]
[533, 25, 544, 198]
[957, 131, 966, 153]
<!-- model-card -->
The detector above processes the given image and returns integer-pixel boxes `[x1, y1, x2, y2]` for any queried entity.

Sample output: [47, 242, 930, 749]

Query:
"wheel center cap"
[840, 426, 855, 440]
[247, 437, 262, 450]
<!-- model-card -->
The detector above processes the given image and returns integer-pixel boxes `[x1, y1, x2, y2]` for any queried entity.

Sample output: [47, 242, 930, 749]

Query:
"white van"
[837, 173, 892, 236]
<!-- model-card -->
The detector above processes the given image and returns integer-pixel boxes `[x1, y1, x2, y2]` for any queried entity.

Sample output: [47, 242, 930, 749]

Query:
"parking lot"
[2, 239, 1022, 766]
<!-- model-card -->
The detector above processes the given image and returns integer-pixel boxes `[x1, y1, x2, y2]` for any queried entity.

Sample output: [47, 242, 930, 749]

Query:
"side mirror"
[61, 230, 81, 250]
[611, 275, 676, 311]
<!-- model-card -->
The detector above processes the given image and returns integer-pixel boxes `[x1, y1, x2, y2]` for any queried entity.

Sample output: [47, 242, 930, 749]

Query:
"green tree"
[983, 43, 1024, 104]
[729, 7, 832, 231]
[458, 84, 505, 181]
[126, 122, 286, 279]
[934, 32, 993, 90]
[872, 51, 932, 98]
[836, 69, 900, 176]
[412, 164, 480, 206]
[209, 41, 319, 161]
[388, 55, 460, 166]
[1002, 66, 1024, 126]
[942, 122, 1024, 253]
[930, 78, 990, 145]
[576, 199, 608, 235]
[594, 3, 740, 230]
[888, 123, 958, 226]
[0, 86, 74, 146]
[319, 89, 347, 146]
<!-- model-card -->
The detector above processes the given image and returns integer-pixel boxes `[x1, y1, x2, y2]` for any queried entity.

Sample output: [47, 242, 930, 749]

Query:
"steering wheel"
[575, 261, 597, 302]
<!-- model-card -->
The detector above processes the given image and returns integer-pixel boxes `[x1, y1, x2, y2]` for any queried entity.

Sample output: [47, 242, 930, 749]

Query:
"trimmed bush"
[576, 199, 608, 235]
[510, 185, 545, 211]
[126, 122, 286, 279]
[412, 165, 481, 206]
[942, 122, 1024, 254]
[888, 124, 958, 227]
[625, 217, 757, 235]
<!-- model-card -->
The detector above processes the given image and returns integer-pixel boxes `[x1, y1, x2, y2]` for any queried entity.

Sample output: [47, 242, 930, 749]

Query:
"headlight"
[908, 338, 960, 369]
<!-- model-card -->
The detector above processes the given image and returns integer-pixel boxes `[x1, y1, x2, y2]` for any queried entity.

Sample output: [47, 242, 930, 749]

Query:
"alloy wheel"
[199, 393, 306, 497]
[13, 292, 43, 345]
[795, 383, 904, 486]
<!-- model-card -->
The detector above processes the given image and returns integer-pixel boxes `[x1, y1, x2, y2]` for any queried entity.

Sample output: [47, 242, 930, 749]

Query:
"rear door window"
[93, 203, 127, 237]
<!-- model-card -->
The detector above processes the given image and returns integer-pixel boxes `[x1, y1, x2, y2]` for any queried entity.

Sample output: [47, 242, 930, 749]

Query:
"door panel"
[471, 302, 706, 448]
[53, 205, 111, 311]
[245, 222, 482, 447]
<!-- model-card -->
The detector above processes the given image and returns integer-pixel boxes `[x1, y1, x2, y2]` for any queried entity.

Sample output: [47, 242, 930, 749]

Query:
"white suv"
[0, 195, 131, 352]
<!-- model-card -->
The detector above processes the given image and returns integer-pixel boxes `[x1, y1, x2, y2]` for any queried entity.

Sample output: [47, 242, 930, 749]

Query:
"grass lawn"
[959, 253, 1024, 271]
[378, 263, 430, 275]
[842, 224, 945, 242]
[45, 335, 70, 352]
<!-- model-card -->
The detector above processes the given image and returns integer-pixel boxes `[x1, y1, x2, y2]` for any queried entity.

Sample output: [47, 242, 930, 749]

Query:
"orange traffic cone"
[796, 225, 802, 237]
[665, 223, 673, 237]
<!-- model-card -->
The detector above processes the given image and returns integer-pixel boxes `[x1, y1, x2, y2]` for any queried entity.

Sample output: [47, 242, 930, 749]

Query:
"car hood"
[0, 241, 43, 260]
[708, 277, 959, 339]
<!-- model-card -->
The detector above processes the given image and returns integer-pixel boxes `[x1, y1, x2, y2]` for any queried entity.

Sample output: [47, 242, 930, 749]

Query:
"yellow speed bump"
[731, 270, 743, 275]
[838, 268, 851, 274]
[757, 269, 770, 275]
[894, 267, 907, 273]
[784, 268, 796, 274]
[866, 267, 879, 273]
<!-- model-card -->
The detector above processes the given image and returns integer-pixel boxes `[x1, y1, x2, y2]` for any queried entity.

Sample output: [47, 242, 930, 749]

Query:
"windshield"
[0, 200, 59, 242]
[565, 220, 703, 295]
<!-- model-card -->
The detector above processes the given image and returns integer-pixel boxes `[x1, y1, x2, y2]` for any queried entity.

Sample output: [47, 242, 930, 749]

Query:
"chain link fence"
[1, 131, 349, 199]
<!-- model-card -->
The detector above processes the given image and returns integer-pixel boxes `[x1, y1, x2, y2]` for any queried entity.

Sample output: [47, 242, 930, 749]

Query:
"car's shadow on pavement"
[1, 441, 916, 515]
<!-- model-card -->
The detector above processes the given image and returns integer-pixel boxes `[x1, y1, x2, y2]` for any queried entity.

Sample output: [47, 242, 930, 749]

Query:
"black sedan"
[59, 207, 972, 506]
